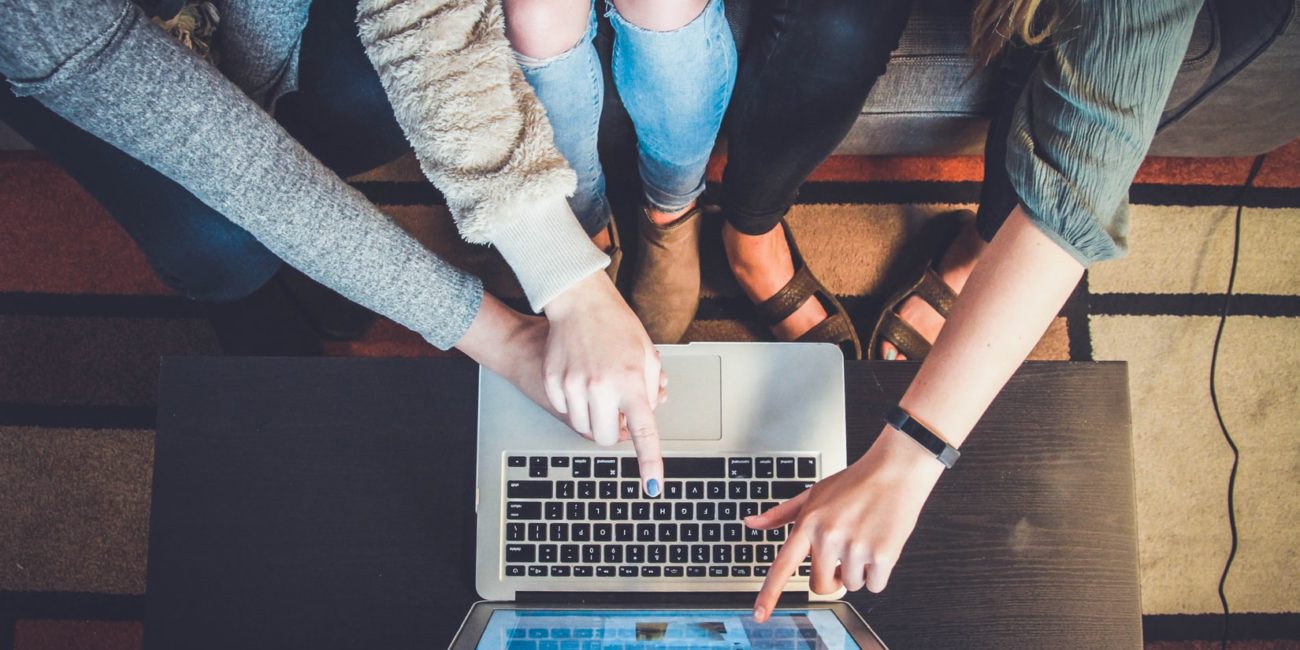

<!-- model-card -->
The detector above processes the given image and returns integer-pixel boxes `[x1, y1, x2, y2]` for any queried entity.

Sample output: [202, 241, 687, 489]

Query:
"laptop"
[452, 342, 887, 649]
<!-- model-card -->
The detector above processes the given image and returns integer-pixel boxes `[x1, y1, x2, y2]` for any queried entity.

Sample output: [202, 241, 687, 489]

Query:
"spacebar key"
[771, 481, 816, 499]
[663, 458, 725, 478]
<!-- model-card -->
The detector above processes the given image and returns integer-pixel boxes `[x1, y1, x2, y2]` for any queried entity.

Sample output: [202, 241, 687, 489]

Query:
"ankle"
[646, 201, 695, 227]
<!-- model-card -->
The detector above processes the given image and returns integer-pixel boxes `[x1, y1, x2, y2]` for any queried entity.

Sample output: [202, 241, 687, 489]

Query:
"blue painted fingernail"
[646, 478, 661, 498]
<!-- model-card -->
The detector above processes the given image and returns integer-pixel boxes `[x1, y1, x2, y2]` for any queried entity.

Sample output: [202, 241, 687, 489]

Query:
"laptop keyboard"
[502, 455, 816, 580]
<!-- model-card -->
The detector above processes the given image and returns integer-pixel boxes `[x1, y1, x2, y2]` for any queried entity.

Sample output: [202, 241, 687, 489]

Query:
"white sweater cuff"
[490, 197, 610, 312]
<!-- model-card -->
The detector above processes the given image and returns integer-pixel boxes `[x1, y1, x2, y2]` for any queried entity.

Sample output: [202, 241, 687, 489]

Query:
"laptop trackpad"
[657, 354, 722, 441]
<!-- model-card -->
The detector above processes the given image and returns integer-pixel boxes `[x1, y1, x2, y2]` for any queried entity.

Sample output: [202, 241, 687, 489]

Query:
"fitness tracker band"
[885, 406, 960, 469]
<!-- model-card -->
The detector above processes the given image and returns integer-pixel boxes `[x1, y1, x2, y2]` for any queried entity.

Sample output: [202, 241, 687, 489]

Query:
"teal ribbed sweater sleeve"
[1005, 0, 1203, 266]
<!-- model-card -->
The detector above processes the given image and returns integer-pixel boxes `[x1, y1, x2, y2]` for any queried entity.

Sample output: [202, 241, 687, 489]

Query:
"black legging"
[720, 0, 1039, 242]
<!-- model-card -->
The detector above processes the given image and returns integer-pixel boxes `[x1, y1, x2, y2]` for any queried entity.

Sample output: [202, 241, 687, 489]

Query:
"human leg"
[720, 0, 913, 343]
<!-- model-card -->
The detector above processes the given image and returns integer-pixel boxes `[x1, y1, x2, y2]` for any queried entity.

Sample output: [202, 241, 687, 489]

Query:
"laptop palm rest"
[657, 354, 722, 441]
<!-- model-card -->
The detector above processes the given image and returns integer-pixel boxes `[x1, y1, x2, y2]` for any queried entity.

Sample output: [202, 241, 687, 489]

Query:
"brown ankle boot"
[629, 207, 703, 343]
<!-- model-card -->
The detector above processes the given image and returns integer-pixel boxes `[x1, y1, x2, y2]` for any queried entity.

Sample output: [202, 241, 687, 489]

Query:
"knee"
[611, 0, 709, 31]
[147, 224, 282, 303]
[504, 0, 591, 59]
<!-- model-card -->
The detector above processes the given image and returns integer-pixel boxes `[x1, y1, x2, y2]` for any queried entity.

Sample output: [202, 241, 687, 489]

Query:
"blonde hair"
[970, 0, 1062, 66]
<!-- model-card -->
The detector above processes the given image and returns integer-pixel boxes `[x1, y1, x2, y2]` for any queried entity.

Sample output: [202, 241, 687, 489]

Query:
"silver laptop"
[458, 342, 887, 649]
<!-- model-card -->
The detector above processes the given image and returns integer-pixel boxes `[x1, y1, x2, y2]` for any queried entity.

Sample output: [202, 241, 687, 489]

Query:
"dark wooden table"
[145, 357, 1139, 649]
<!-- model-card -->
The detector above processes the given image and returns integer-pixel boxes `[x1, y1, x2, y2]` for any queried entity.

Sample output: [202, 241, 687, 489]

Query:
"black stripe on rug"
[0, 403, 155, 429]
[0, 592, 145, 622]
[354, 179, 1300, 208]
[1143, 613, 1300, 641]
[1089, 293, 1300, 317]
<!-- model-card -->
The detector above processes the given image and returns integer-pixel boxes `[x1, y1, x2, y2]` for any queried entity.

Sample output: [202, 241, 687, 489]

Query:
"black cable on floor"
[1212, 153, 1266, 650]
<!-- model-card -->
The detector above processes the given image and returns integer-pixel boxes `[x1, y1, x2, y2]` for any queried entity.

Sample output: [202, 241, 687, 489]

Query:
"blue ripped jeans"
[516, 0, 737, 235]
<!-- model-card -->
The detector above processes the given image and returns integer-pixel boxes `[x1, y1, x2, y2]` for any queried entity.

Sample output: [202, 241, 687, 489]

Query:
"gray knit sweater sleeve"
[0, 0, 483, 350]
[1006, 0, 1202, 266]
[356, 0, 609, 312]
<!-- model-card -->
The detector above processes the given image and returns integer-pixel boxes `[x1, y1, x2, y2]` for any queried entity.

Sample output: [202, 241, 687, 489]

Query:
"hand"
[542, 271, 667, 495]
[746, 427, 946, 622]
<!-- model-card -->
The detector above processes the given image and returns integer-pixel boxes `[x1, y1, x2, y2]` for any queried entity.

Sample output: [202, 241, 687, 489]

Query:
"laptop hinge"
[516, 591, 810, 607]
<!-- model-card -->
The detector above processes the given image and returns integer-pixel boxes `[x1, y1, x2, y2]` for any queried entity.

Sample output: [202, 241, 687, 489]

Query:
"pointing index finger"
[621, 396, 663, 497]
[753, 530, 810, 623]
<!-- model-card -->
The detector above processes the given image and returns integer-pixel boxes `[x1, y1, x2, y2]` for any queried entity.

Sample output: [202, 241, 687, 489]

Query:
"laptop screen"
[477, 608, 863, 649]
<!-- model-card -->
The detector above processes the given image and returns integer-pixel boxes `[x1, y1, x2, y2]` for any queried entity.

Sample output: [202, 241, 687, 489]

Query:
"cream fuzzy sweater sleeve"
[356, 0, 608, 311]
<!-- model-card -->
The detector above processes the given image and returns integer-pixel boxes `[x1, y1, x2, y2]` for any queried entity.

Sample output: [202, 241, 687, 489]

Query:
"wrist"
[454, 293, 529, 369]
[861, 425, 947, 485]
[542, 271, 614, 322]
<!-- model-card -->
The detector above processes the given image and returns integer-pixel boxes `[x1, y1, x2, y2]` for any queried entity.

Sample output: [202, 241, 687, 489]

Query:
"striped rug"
[1, 140, 1297, 648]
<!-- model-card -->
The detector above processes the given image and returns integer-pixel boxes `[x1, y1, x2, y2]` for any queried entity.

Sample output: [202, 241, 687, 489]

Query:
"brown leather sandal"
[868, 210, 972, 360]
[752, 220, 863, 360]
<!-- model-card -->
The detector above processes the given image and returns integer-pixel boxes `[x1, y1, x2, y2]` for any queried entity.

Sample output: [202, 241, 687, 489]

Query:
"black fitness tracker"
[885, 406, 960, 469]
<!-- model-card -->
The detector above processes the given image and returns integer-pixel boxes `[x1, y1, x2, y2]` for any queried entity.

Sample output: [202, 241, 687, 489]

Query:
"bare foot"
[879, 220, 987, 360]
[591, 223, 613, 252]
[723, 221, 829, 341]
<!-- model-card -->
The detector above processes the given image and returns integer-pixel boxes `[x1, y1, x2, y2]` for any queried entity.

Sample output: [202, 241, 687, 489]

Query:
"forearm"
[0, 2, 483, 348]
[896, 206, 1084, 448]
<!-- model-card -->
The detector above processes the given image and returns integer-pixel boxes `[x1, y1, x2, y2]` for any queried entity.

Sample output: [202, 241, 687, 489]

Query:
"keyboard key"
[507, 456, 527, 468]
[757, 545, 775, 563]
[718, 503, 737, 521]
[507, 481, 553, 499]
[593, 524, 612, 542]
[588, 503, 607, 521]
[772, 481, 815, 499]
[740, 502, 760, 518]
[729, 457, 753, 478]
[610, 503, 629, 520]
[708, 482, 726, 500]
[620, 481, 639, 499]
[528, 566, 547, 577]
[548, 523, 568, 542]
[728, 482, 746, 500]
[653, 503, 672, 521]
[556, 481, 575, 499]
[751, 481, 770, 500]
[539, 544, 557, 563]
[577, 481, 596, 499]
[507, 502, 541, 520]
[594, 457, 618, 477]
[572, 523, 591, 542]
[674, 503, 693, 520]
[776, 457, 796, 478]
[724, 524, 743, 542]
[571, 457, 591, 478]
[697, 503, 716, 521]
[756, 457, 775, 478]
[615, 524, 634, 542]
[688, 566, 706, 577]
[599, 481, 618, 499]
[525, 522, 546, 543]
[798, 457, 817, 478]
[712, 545, 731, 564]
[620, 457, 639, 477]
[506, 565, 525, 576]
[685, 482, 705, 499]
[561, 544, 579, 563]
[703, 524, 721, 542]
[619, 566, 638, 577]
[755, 566, 769, 577]
[736, 544, 753, 563]
[567, 502, 585, 520]
[658, 524, 677, 542]
[637, 523, 656, 542]
[664, 457, 726, 478]
[551, 456, 570, 468]
[681, 524, 700, 542]
[583, 545, 600, 563]
[709, 566, 728, 577]
[529, 457, 548, 478]
[550, 566, 571, 577]
[574, 566, 593, 577]
[664, 481, 684, 499]
[627, 545, 645, 563]
[597, 566, 615, 577]
[691, 545, 709, 563]
[799, 566, 812, 576]
[505, 544, 536, 562]
[731, 566, 752, 577]
[506, 523, 525, 541]
[632, 502, 651, 520]
[767, 527, 786, 542]
[665, 566, 684, 577]
[545, 503, 564, 521]
[641, 566, 661, 577]
[604, 546, 623, 563]
[670, 545, 688, 563]
[745, 526, 764, 542]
